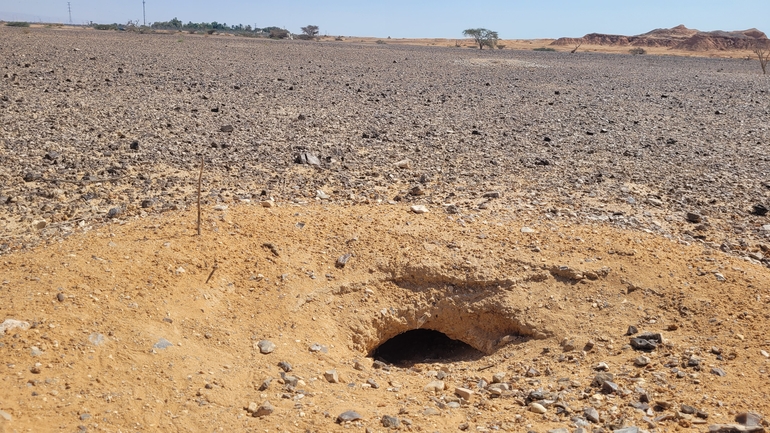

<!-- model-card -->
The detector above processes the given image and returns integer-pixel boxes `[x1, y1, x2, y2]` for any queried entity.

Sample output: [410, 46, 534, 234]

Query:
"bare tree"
[571, 42, 582, 53]
[300, 25, 319, 40]
[754, 41, 769, 75]
[463, 28, 499, 50]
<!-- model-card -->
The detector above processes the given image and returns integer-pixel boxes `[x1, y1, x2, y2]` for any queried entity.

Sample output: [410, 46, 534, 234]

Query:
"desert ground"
[1, 26, 769, 433]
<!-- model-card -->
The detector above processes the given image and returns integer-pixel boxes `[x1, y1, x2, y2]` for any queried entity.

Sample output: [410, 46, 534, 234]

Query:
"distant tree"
[301, 25, 319, 38]
[754, 40, 769, 75]
[463, 28, 498, 50]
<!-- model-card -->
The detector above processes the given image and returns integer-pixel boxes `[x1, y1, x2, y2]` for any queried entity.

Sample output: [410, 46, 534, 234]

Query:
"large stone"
[257, 340, 276, 354]
[381, 415, 400, 428]
[423, 380, 445, 393]
[324, 370, 340, 383]
[530, 402, 547, 414]
[584, 406, 600, 423]
[253, 401, 274, 417]
[336, 410, 362, 423]
[736, 412, 762, 426]
[454, 387, 474, 401]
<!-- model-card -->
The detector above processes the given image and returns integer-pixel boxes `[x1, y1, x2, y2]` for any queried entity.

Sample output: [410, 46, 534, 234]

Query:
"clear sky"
[2, 0, 768, 39]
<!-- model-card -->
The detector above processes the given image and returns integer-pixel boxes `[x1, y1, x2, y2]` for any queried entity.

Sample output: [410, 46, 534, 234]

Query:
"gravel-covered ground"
[1, 27, 769, 261]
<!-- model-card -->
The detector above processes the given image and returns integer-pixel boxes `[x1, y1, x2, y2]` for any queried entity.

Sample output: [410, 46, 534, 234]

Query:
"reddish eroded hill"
[552, 24, 769, 51]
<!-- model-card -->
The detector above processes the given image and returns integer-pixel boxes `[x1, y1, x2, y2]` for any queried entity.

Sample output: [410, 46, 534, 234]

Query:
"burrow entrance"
[370, 329, 485, 366]
[337, 266, 556, 365]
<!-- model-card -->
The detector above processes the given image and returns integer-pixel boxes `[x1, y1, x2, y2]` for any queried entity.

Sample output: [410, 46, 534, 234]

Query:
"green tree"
[301, 25, 319, 38]
[463, 28, 499, 50]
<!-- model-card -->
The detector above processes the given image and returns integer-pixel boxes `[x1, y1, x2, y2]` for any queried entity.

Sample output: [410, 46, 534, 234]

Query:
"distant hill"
[551, 25, 769, 51]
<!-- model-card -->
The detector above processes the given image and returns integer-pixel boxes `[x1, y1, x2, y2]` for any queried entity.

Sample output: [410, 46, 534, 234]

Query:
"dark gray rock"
[23, 172, 42, 182]
[736, 412, 762, 427]
[336, 410, 362, 423]
[592, 372, 614, 387]
[381, 415, 399, 428]
[584, 406, 600, 423]
[277, 361, 292, 372]
[711, 367, 727, 377]
[686, 212, 703, 223]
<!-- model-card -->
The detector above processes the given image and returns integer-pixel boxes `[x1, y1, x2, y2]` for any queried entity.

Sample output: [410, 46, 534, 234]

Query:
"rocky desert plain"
[1, 24, 770, 433]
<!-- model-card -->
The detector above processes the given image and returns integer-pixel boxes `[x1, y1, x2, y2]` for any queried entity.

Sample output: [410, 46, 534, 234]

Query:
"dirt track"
[1, 26, 770, 433]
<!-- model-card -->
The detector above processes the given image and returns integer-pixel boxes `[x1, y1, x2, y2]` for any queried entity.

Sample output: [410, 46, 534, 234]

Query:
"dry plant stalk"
[205, 261, 218, 284]
[197, 156, 203, 236]
[754, 45, 769, 74]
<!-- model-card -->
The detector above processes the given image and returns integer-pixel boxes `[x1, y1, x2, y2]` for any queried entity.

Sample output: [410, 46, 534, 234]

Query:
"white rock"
[316, 190, 330, 200]
[521, 227, 535, 233]
[411, 205, 429, 214]
[395, 159, 411, 169]
[32, 220, 47, 230]
[260, 200, 275, 208]
[529, 402, 547, 414]
[213, 205, 228, 211]
[0, 319, 30, 335]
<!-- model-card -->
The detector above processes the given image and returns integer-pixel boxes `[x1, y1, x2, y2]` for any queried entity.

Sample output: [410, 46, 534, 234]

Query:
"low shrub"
[629, 47, 646, 55]
[93, 24, 116, 30]
[6, 21, 30, 27]
[376, 39, 386, 44]
[533, 47, 556, 52]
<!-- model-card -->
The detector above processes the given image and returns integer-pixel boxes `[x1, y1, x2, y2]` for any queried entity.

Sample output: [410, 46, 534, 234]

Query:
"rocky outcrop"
[551, 24, 769, 51]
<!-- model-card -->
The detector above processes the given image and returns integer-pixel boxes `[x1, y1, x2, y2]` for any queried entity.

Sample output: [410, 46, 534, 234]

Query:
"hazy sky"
[2, 0, 768, 39]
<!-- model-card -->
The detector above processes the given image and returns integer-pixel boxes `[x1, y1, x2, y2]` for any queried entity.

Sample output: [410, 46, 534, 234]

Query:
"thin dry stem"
[197, 156, 203, 236]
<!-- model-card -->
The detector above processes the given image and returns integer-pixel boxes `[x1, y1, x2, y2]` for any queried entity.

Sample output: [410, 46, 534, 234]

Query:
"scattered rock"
[220, 124, 234, 132]
[711, 367, 727, 377]
[381, 414, 400, 428]
[686, 212, 703, 223]
[324, 369, 340, 383]
[252, 401, 274, 417]
[153, 338, 172, 349]
[23, 172, 42, 182]
[335, 253, 352, 269]
[257, 340, 276, 354]
[309, 343, 328, 353]
[423, 380, 445, 392]
[707, 425, 764, 433]
[584, 406, 600, 423]
[751, 204, 768, 216]
[0, 319, 30, 334]
[395, 159, 411, 169]
[295, 152, 321, 166]
[336, 410, 362, 423]
[277, 361, 292, 372]
[454, 387, 474, 401]
[736, 412, 762, 427]
[410, 205, 429, 214]
[530, 402, 547, 414]
[634, 356, 650, 367]
[521, 226, 535, 233]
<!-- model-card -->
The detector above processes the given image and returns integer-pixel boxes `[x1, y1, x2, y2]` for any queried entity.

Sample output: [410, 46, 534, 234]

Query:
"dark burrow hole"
[370, 329, 485, 366]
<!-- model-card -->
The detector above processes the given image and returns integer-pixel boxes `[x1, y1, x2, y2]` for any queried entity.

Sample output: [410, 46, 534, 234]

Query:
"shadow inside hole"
[370, 329, 485, 366]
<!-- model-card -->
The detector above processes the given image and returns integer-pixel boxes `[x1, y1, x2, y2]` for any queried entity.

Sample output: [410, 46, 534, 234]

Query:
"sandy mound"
[1, 203, 769, 432]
